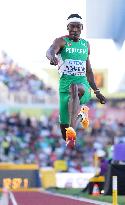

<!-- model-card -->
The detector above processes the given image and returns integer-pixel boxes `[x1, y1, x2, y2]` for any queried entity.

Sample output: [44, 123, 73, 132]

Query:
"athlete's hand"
[95, 92, 106, 104]
[50, 56, 58, 66]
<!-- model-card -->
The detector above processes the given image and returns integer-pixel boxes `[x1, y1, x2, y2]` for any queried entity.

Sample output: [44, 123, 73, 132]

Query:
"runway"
[11, 191, 99, 205]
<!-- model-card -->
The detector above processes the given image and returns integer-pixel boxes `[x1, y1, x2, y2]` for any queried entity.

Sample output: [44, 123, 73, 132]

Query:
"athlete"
[46, 14, 106, 148]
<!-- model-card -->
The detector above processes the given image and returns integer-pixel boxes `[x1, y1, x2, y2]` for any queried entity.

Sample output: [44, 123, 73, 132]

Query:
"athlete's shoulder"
[52, 36, 66, 48]
[80, 38, 89, 44]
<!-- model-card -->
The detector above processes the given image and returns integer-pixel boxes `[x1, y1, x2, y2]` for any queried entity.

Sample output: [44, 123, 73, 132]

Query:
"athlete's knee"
[60, 124, 69, 141]
[69, 84, 78, 99]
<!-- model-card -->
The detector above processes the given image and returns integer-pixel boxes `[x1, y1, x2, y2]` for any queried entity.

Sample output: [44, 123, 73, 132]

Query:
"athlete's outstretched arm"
[46, 38, 65, 65]
[86, 42, 106, 104]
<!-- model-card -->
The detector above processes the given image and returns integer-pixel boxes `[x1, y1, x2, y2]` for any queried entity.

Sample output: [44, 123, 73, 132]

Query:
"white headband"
[67, 17, 83, 25]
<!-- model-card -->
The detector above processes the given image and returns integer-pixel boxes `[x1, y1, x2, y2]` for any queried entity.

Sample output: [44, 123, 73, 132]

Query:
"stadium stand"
[0, 101, 125, 173]
[0, 51, 57, 104]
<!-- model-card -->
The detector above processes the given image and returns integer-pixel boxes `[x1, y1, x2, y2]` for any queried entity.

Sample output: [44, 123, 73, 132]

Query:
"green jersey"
[57, 37, 91, 124]
[57, 37, 89, 77]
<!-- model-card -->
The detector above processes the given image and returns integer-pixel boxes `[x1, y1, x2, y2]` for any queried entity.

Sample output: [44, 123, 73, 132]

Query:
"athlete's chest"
[61, 40, 88, 60]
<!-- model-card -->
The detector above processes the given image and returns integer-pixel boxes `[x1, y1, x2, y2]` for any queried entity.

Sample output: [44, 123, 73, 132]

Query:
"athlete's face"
[67, 22, 83, 41]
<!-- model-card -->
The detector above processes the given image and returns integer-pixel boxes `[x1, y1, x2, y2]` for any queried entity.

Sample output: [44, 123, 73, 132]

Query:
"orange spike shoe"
[78, 106, 89, 129]
[65, 127, 76, 148]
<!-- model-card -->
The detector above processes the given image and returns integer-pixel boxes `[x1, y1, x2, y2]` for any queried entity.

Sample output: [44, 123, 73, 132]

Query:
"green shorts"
[59, 75, 91, 124]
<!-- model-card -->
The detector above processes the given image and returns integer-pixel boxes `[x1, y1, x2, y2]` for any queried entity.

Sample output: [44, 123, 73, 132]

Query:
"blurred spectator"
[0, 51, 56, 103]
[95, 149, 109, 176]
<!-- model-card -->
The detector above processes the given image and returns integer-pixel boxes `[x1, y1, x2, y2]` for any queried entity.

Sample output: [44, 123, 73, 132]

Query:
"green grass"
[49, 188, 125, 205]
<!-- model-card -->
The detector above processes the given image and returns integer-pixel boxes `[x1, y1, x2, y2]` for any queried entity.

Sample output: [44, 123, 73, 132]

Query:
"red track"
[11, 192, 98, 205]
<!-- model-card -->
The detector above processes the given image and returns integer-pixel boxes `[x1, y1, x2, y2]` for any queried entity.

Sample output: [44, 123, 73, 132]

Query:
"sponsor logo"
[67, 43, 72, 46]
[66, 47, 87, 54]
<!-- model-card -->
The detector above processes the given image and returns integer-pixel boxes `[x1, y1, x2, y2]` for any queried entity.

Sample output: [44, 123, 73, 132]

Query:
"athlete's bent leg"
[69, 84, 85, 128]
[59, 84, 89, 146]
[69, 84, 80, 128]
[59, 85, 80, 147]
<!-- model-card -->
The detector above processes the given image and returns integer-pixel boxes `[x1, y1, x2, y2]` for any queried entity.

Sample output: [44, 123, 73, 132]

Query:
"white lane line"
[40, 189, 112, 205]
[9, 192, 18, 205]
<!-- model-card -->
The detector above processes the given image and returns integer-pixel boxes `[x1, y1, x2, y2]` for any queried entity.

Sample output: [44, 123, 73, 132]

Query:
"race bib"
[62, 59, 86, 76]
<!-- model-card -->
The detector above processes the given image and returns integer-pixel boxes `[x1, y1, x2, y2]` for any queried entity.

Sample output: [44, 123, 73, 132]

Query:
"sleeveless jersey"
[57, 37, 88, 77]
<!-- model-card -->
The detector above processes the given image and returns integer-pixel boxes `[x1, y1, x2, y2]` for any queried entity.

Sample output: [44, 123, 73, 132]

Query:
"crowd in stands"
[0, 51, 56, 103]
[0, 100, 125, 173]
